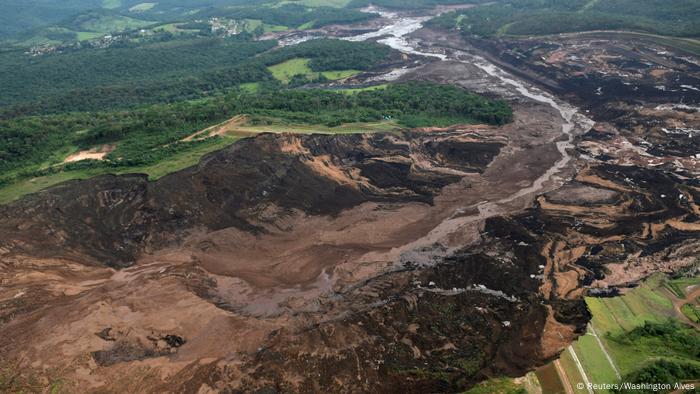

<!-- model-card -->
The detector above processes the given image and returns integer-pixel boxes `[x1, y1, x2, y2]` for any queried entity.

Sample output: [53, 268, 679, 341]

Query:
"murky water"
[339, 6, 593, 250]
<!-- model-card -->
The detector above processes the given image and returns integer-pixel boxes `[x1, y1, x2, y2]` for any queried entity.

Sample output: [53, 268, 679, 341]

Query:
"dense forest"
[611, 321, 700, 394]
[0, 38, 395, 117]
[348, 0, 489, 9]
[427, 0, 700, 37]
[1, 0, 376, 46]
[197, 4, 377, 29]
[259, 39, 393, 71]
[0, 0, 543, 197]
[1, 0, 105, 38]
[0, 0, 271, 40]
[233, 83, 512, 128]
[0, 82, 512, 185]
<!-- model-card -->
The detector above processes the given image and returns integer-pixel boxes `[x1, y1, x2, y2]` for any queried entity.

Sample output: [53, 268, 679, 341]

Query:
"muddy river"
[337, 6, 594, 251]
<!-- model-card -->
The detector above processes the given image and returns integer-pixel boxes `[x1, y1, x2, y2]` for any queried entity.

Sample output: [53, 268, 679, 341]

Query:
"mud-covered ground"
[2, 8, 700, 394]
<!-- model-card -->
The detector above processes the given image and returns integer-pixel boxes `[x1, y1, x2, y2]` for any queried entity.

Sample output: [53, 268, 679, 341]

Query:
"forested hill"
[0, 82, 512, 201]
[0, 0, 374, 45]
[0, 39, 395, 118]
[348, 0, 491, 9]
[0, 0, 267, 39]
[0, 0, 521, 203]
[427, 0, 700, 38]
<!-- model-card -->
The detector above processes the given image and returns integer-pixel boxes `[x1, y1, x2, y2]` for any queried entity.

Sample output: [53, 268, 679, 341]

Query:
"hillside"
[0, 1, 699, 392]
[428, 0, 700, 38]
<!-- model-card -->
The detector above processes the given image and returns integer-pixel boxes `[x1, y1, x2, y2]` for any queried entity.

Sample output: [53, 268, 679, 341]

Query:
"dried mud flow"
[2, 15, 700, 394]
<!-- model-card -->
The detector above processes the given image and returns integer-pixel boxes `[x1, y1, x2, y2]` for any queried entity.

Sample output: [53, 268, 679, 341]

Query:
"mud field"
[1, 6, 700, 394]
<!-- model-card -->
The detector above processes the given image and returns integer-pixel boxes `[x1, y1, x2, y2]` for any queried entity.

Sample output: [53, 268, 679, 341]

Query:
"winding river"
[340, 6, 593, 251]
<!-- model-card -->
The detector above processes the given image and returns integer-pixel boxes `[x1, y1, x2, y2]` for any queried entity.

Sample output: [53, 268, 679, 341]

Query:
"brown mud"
[1, 15, 700, 394]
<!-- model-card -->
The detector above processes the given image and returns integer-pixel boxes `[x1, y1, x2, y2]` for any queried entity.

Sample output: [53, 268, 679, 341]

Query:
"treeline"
[232, 82, 512, 127]
[0, 101, 233, 175]
[609, 320, 700, 394]
[427, 0, 700, 37]
[0, 0, 103, 39]
[0, 38, 395, 117]
[0, 38, 275, 109]
[258, 39, 393, 71]
[348, 0, 489, 9]
[0, 82, 512, 176]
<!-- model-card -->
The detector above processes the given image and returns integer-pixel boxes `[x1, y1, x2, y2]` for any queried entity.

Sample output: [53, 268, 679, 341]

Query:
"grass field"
[267, 58, 360, 83]
[681, 303, 700, 323]
[0, 118, 399, 204]
[559, 349, 588, 394]
[268, 58, 314, 82]
[335, 84, 389, 94]
[102, 0, 122, 9]
[240, 82, 261, 93]
[242, 19, 288, 33]
[275, 0, 351, 7]
[151, 23, 199, 34]
[298, 21, 316, 30]
[129, 2, 157, 12]
[80, 15, 153, 34]
[586, 274, 674, 334]
[665, 277, 700, 298]
[240, 118, 399, 135]
[570, 333, 618, 393]
[0, 137, 236, 203]
[125, 136, 239, 180]
[545, 273, 700, 393]
[464, 377, 529, 394]
[76, 31, 105, 41]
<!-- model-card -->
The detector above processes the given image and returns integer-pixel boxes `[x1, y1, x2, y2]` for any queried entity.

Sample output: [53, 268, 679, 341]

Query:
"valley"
[0, 1, 699, 393]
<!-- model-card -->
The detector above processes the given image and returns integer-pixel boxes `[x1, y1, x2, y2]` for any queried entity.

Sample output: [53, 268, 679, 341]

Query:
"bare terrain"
[1, 5, 699, 394]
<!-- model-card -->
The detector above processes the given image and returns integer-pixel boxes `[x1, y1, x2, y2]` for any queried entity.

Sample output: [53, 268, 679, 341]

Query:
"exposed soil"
[181, 115, 248, 142]
[0, 105, 587, 392]
[2, 9, 700, 394]
[63, 144, 116, 163]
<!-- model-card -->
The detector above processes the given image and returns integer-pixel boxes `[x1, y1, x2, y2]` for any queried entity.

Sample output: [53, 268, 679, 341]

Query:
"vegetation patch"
[665, 276, 700, 298]
[196, 3, 377, 30]
[234, 82, 512, 128]
[616, 360, 700, 394]
[68, 11, 153, 34]
[0, 38, 391, 116]
[464, 377, 527, 394]
[571, 332, 619, 388]
[428, 0, 700, 38]
[129, 3, 158, 12]
[102, 0, 122, 9]
[268, 58, 360, 83]
[0, 81, 509, 203]
[259, 39, 393, 73]
[268, 58, 316, 82]
[680, 303, 700, 323]
[553, 274, 700, 394]
[348, 0, 482, 9]
[335, 84, 389, 94]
